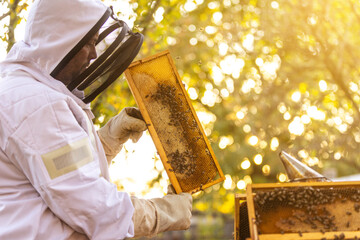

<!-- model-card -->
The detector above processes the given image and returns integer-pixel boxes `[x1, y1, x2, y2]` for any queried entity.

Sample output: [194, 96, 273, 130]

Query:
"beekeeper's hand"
[98, 107, 147, 163]
[130, 186, 192, 238]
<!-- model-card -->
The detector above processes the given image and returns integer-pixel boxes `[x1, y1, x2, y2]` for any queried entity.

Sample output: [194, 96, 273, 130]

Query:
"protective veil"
[57, 7, 143, 103]
[0, 0, 138, 239]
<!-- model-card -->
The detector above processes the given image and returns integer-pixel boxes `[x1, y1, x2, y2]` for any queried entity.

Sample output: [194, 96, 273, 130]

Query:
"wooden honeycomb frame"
[235, 181, 360, 240]
[124, 50, 225, 194]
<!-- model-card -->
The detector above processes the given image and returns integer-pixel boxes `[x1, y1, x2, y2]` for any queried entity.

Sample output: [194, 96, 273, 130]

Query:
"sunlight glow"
[262, 165, 271, 176]
[109, 134, 162, 198]
[212, 12, 223, 25]
[307, 15, 318, 25]
[226, 78, 235, 93]
[259, 55, 281, 80]
[334, 152, 342, 160]
[205, 26, 217, 34]
[220, 88, 229, 98]
[234, 42, 246, 56]
[288, 116, 305, 135]
[197, 111, 216, 125]
[278, 103, 287, 113]
[270, 137, 279, 151]
[241, 78, 256, 93]
[166, 36, 177, 45]
[237, 180, 246, 190]
[208, 1, 220, 9]
[201, 89, 218, 107]
[291, 91, 301, 102]
[219, 42, 229, 56]
[211, 65, 225, 85]
[301, 114, 311, 124]
[306, 106, 326, 120]
[284, 112, 291, 120]
[155, 159, 164, 171]
[337, 123, 348, 133]
[243, 124, 251, 133]
[244, 175, 252, 184]
[223, 175, 233, 189]
[220, 54, 245, 76]
[304, 157, 319, 167]
[188, 87, 198, 100]
[248, 135, 259, 146]
[242, 34, 254, 51]
[260, 140, 267, 149]
[219, 136, 234, 149]
[206, 39, 215, 47]
[103, 0, 136, 27]
[184, 0, 197, 12]
[98, 114, 105, 123]
[350, 82, 359, 92]
[298, 149, 308, 158]
[188, 24, 196, 32]
[236, 110, 245, 120]
[319, 80, 327, 92]
[255, 57, 264, 66]
[278, 173, 287, 182]
[254, 154, 263, 165]
[189, 37, 198, 45]
[333, 116, 342, 125]
[241, 159, 251, 169]
[271, 1, 279, 9]
[153, 7, 164, 23]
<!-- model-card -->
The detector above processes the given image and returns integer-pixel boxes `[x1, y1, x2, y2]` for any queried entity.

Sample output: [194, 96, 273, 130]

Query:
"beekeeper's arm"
[7, 100, 192, 239]
[7, 99, 135, 239]
[98, 107, 147, 164]
[98, 107, 193, 237]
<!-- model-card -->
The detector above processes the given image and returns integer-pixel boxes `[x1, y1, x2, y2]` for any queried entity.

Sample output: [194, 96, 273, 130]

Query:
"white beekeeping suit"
[0, 0, 192, 239]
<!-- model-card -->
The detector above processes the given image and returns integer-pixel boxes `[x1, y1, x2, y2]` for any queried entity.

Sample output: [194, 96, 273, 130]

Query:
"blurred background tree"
[98, 0, 360, 216]
[0, 0, 28, 52]
[3, 0, 360, 237]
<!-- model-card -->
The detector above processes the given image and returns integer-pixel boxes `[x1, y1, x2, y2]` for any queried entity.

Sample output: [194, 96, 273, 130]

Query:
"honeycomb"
[124, 50, 225, 193]
[237, 182, 360, 240]
[253, 186, 360, 235]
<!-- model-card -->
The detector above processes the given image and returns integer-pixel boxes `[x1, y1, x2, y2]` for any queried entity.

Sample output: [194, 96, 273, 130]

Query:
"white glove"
[130, 186, 192, 238]
[98, 107, 147, 163]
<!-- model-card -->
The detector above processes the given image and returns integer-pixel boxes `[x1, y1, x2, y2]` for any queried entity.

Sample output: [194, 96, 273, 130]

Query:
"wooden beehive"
[235, 181, 360, 240]
[124, 50, 225, 194]
[235, 193, 250, 240]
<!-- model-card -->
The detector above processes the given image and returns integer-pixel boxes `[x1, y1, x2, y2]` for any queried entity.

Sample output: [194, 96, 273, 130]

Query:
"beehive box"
[124, 50, 225, 194]
[235, 181, 360, 240]
[235, 193, 250, 240]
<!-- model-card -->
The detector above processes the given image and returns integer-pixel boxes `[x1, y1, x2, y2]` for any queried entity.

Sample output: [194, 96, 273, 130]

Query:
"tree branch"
[0, 10, 10, 21]
[309, 24, 360, 131]
[139, 0, 162, 36]
[348, 0, 360, 24]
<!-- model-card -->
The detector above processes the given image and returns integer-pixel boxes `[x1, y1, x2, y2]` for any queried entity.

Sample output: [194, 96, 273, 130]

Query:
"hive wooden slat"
[235, 181, 360, 240]
[124, 50, 225, 194]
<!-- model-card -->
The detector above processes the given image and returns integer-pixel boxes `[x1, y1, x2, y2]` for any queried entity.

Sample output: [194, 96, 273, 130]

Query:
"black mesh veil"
[51, 7, 143, 103]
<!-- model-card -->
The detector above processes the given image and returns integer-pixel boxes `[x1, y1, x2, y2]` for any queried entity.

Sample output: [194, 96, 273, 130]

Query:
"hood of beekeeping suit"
[8, 0, 107, 75]
[0, 0, 108, 108]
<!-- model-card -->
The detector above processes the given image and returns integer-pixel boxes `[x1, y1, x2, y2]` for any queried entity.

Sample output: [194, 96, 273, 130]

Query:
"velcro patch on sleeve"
[41, 137, 94, 179]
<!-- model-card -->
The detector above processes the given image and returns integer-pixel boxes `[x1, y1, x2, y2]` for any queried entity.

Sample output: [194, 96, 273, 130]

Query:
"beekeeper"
[0, 0, 192, 239]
